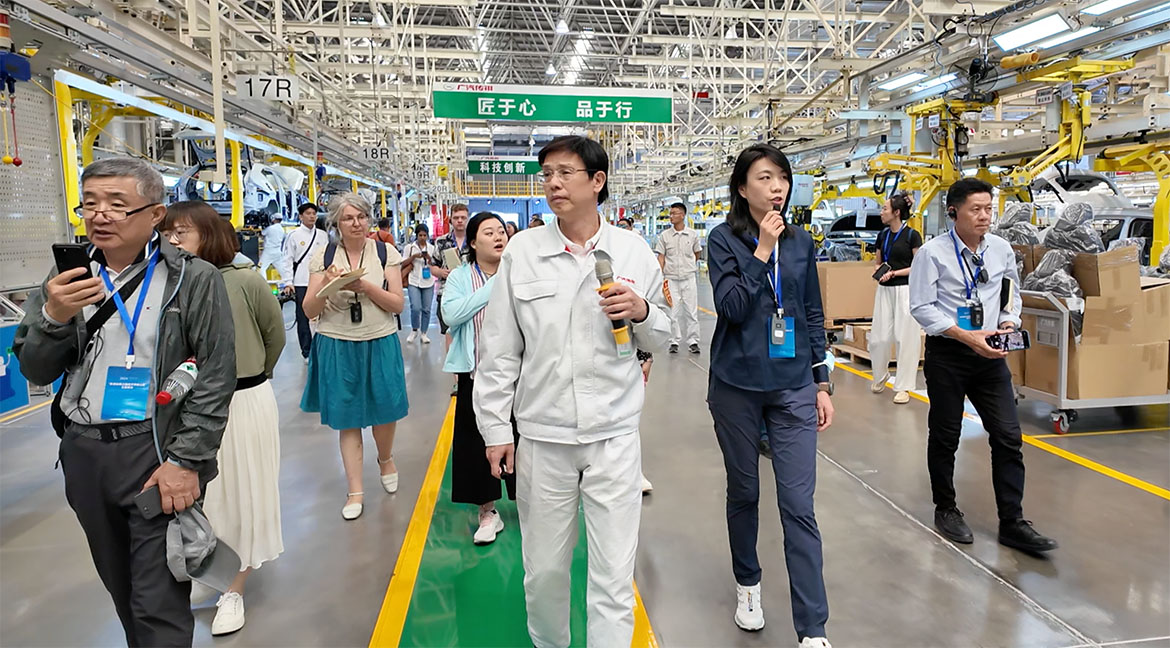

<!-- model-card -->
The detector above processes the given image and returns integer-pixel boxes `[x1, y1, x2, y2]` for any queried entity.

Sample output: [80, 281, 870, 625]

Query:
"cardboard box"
[1032, 246, 1142, 298]
[841, 324, 871, 352]
[817, 261, 878, 321]
[1137, 277, 1170, 345]
[1024, 341, 1169, 400]
[1021, 293, 1142, 346]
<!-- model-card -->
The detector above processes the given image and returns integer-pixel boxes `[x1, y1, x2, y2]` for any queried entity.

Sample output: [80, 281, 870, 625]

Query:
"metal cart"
[1017, 291, 1170, 434]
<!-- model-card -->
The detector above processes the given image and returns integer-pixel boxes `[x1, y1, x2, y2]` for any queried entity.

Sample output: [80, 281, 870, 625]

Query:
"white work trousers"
[870, 284, 922, 393]
[516, 433, 642, 648]
[667, 275, 700, 347]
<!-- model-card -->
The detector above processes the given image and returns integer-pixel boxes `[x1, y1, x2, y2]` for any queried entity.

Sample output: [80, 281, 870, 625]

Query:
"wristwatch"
[817, 382, 834, 396]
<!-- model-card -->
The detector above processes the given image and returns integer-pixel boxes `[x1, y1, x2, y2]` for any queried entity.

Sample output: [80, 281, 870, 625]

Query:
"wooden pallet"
[824, 318, 873, 331]
[832, 343, 923, 366]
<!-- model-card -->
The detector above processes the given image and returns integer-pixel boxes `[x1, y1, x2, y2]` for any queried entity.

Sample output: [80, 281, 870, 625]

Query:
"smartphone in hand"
[134, 485, 163, 519]
[51, 243, 93, 282]
[872, 263, 892, 281]
[986, 329, 1031, 352]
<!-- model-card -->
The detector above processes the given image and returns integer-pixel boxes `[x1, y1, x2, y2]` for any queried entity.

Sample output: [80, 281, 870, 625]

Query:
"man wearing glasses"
[909, 178, 1058, 554]
[474, 136, 671, 648]
[14, 157, 236, 646]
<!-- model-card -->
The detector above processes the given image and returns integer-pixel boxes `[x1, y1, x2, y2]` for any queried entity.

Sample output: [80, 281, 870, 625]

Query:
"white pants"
[869, 284, 922, 392]
[517, 433, 642, 648]
[668, 275, 700, 347]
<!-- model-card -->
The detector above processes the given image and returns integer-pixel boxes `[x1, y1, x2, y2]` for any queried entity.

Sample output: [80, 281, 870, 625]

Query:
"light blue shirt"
[909, 230, 1021, 336]
[441, 262, 496, 374]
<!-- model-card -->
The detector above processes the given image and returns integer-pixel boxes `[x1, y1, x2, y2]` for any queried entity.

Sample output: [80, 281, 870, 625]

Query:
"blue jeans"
[708, 377, 828, 641]
[408, 284, 434, 333]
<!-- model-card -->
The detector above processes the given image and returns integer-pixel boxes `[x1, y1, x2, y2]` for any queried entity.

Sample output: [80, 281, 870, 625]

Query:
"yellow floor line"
[369, 398, 660, 647]
[698, 306, 716, 317]
[369, 398, 456, 648]
[834, 359, 1170, 501]
[0, 400, 51, 425]
[1029, 427, 1169, 440]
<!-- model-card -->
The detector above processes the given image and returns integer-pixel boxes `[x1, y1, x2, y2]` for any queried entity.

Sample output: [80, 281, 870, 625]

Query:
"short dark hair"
[466, 211, 507, 265]
[669, 202, 687, 213]
[538, 136, 610, 204]
[450, 203, 470, 217]
[530, 215, 545, 226]
[616, 217, 633, 228]
[889, 191, 913, 221]
[163, 201, 236, 267]
[946, 178, 994, 214]
[415, 223, 429, 236]
[377, 217, 390, 230]
[727, 144, 793, 238]
[297, 202, 319, 215]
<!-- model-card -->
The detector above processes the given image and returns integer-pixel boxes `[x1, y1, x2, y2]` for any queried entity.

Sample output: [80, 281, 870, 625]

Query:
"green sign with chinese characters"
[433, 83, 673, 124]
[467, 157, 541, 176]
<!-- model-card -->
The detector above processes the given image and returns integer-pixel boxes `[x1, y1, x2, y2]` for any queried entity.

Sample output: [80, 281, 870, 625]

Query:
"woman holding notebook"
[300, 192, 410, 521]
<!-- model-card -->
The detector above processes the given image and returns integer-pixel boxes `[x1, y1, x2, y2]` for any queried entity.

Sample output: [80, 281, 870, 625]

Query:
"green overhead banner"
[467, 157, 541, 176]
[433, 83, 673, 124]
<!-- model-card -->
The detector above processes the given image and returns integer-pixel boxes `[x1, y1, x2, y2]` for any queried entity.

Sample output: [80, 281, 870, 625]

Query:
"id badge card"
[101, 366, 152, 421]
[956, 300, 983, 331]
[768, 315, 796, 359]
[422, 264, 431, 280]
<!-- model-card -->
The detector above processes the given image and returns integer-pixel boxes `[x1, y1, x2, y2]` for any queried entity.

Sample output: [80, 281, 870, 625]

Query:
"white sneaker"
[799, 638, 832, 648]
[211, 591, 245, 635]
[407, 330, 418, 343]
[734, 582, 765, 631]
[893, 390, 910, 405]
[473, 509, 504, 545]
[421, 334, 431, 344]
[871, 372, 890, 394]
[641, 475, 653, 494]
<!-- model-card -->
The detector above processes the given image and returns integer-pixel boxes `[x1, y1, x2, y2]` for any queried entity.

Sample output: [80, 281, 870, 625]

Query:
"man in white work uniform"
[475, 136, 671, 648]
[279, 202, 329, 362]
[654, 201, 703, 354]
[257, 213, 285, 277]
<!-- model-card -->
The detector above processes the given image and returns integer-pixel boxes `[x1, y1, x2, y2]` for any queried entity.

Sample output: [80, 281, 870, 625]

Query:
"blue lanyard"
[948, 230, 974, 301]
[473, 263, 486, 283]
[99, 247, 160, 369]
[882, 226, 905, 261]
[753, 237, 783, 315]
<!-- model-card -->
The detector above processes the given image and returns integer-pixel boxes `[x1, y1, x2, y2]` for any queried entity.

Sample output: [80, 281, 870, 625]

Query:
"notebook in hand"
[316, 268, 367, 299]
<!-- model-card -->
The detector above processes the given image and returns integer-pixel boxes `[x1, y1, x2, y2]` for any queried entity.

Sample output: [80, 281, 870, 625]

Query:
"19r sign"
[237, 75, 299, 101]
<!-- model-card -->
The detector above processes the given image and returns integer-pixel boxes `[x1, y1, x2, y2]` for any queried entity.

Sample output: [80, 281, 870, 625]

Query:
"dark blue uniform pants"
[708, 377, 828, 641]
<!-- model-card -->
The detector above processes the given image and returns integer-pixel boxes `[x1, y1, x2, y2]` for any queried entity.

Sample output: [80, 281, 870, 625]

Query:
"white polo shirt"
[473, 215, 672, 447]
[278, 225, 328, 288]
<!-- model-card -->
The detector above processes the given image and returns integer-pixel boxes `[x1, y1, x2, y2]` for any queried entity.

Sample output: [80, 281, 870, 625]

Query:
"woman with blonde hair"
[161, 201, 284, 635]
[300, 192, 409, 520]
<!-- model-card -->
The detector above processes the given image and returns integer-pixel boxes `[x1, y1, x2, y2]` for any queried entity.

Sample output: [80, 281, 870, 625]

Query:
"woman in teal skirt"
[301, 192, 409, 520]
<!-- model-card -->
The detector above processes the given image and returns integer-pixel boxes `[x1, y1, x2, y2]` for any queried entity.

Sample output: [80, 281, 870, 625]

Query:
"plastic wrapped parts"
[1143, 244, 1170, 278]
[1023, 248, 1085, 339]
[994, 202, 1041, 245]
[1041, 202, 1104, 253]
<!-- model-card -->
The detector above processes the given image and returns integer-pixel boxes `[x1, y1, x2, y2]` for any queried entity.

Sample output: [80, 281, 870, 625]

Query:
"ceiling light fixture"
[546, 63, 557, 76]
[991, 13, 1072, 51]
[1035, 26, 1101, 48]
[877, 71, 928, 91]
[556, 19, 570, 34]
[724, 25, 738, 40]
[911, 72, 958, 93]
[1081, 0, 1143, 15]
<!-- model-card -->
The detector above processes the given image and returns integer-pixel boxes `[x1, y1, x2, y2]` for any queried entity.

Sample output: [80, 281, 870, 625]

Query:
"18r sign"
[237, 75, 299, 101]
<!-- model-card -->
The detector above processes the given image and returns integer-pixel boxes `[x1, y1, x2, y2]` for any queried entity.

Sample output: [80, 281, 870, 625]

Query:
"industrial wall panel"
[0, 77, 69, 292]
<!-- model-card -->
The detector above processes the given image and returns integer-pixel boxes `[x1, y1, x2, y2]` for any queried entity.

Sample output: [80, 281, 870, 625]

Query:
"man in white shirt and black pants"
[909, 178, 1057, 554]
[475, 136, 671, 648]
[654, 201, 704, 354]
[279, 203, 328, 362]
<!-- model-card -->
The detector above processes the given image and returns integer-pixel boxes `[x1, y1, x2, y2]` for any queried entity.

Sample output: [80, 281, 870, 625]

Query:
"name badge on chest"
[101, 366, 152, 421]
[957, 299, 984, 331]
[768, 310, 796, 359]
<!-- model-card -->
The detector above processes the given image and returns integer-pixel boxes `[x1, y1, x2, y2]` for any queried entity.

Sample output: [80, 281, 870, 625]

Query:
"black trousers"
[59, 430, 193, 647]
[294, 286, 312, 358]
[451, 372, 518, 505]
[923, 336, 1026, 522]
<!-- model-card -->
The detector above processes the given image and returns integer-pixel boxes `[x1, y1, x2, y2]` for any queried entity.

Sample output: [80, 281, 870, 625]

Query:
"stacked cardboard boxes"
[817, 261, 878, 322]
[1020, 246, 1170, 399]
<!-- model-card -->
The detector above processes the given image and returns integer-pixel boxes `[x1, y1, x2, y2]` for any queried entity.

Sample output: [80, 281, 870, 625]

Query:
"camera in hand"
[986, 329, 1030, 352]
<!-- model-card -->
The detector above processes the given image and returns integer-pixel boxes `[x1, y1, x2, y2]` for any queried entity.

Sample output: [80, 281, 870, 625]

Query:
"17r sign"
[237, 75, 299, 102]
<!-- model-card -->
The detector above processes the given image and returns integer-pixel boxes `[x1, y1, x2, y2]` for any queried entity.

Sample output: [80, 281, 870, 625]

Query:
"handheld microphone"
[595, 258, 635, 359]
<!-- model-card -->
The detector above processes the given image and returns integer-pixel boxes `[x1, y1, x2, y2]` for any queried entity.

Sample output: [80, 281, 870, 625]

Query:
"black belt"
[235, 373, 267, 392]
[66, 419, 154, 442]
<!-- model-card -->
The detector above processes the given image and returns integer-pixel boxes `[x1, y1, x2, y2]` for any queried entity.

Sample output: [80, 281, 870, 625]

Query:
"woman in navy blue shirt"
[706, 143, 834, 648]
